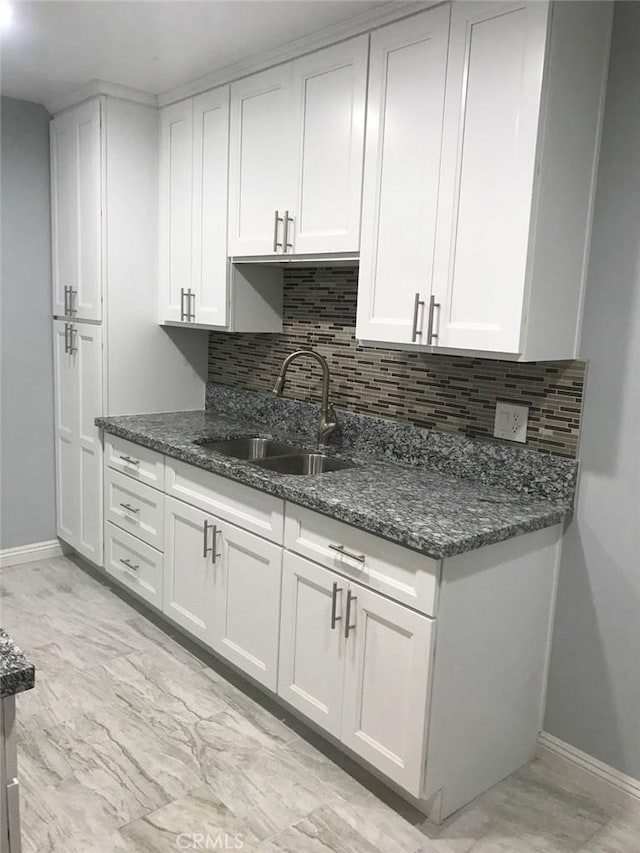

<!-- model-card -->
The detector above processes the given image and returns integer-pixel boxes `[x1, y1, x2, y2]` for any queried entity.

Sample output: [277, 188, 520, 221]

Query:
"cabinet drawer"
[104, 468, 164, 550]
[104, 522, 163, 610]
[105, 435, 165, 491]
[165, 458, 284, 544]
[284, 505, 439, 616]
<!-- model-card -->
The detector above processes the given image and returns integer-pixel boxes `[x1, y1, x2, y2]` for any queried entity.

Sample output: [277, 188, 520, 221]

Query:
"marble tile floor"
[1, 555, 638, 853]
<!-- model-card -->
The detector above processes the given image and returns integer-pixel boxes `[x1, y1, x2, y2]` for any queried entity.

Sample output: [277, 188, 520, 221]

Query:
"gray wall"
[545, 3, 640, 779]
[0, 97, 56, 550]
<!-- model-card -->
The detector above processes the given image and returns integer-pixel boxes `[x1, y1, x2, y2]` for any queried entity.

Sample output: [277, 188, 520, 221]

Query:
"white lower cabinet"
[163, 497, 217, 645]
[53, 319, 103, 565]
[163, 495, 282, 689]
[341, 585, 434, 796]
[278, 553, 346, 736]
[278, 551, 434, 796]
[210, 522, 282, 691]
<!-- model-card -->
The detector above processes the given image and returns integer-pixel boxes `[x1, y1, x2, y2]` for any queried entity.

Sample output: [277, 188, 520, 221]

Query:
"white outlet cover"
[494, 402, 529, 444]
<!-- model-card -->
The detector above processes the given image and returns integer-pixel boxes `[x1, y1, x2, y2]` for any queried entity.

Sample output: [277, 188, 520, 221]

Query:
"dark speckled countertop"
[96, 387, 577, 559]
[0, 628, 35, 699]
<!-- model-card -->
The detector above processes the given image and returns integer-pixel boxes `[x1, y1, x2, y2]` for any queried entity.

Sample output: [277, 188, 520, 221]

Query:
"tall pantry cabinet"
[50, 95, 207, 566]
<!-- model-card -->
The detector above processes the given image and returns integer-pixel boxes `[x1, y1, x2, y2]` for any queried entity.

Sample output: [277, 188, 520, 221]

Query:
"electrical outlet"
[494, 401, 529, 443]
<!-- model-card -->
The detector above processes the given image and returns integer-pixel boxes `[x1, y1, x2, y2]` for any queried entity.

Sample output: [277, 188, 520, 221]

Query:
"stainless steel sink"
[197, 437, 303, 460]
[251, 453, 356, 475]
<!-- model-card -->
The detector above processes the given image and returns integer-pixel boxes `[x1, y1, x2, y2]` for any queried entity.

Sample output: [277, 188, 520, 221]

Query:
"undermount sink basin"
[251, 453, 356, 475]
[197, 436, 303, 460]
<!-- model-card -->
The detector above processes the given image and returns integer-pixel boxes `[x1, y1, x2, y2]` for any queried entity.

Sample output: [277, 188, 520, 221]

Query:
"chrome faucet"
[273, 349, 338, 445]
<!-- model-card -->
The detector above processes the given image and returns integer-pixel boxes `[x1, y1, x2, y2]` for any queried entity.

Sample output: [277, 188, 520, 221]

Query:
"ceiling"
[0, 0, 386, 110]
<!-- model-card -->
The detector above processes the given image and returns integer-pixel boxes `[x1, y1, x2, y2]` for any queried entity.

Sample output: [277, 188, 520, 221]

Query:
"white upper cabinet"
[192, 89, 230, 326]
[51, 99, 102, 321]
[159, 90, 230, 326]
[357, 0, 613, 360]
[228, 66, 294, 257]
[228, 36, 368, 258]
[290, 36, 368, 254]
[431, 1, 548, 353]
[356, 5, 450, 344]
[159, 98, 193, 324]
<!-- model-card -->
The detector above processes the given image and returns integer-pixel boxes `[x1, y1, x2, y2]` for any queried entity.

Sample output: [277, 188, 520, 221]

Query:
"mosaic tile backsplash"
[208, 267, 585, 458]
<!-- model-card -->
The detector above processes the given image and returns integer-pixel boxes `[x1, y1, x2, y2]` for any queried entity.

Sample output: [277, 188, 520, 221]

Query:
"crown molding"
[48, 79, 158, 115]
[157, 0, 437, 107]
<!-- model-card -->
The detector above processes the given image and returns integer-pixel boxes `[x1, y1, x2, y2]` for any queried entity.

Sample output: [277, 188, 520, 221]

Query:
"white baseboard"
[538, 731, 640, 811]
[0, 539, 65, 569]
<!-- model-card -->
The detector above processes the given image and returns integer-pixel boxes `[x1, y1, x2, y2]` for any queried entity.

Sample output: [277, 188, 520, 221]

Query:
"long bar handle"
[120, 557, 139, 573]
[411, 292, 425, 343]
[64, 322, 70, 354]
[180, 287, 186, 321]
[68, 325, 78, 354]
[273, 210, 283, 252]
[203, 520, 220, 563]
[283, 210, 293, 253]
[426, 294, 440, 345]
[330, 581, 342, 630]
[186, 288, 195, 321]
[63, 285, 70, 316]
[344, 590, 357, 639]
[328, 543, 365, 565]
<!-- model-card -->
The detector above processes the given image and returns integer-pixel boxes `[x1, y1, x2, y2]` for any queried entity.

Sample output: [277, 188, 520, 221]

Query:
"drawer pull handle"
[329, 543, 365, 565]
[344, 590, 357, 639]
[119, 455, 140, 467]
[120, 557, 139, 573]
[119, 502, 140, 515]
[330, 581, 342, 630]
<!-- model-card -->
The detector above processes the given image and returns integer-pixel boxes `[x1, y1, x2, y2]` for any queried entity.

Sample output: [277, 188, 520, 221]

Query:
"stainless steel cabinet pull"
[330, 581, 343, 630]
[344, 590, 357, 639]
[187, 289, 195, 321]
[283, 210, 293, 253]
[203, 520, 221, 563]
[426, 294, 440, 345]
[411, 292, 425, 342]
[328, 543, 365, 565]
[119, 455, 140, 467]
[119, 502, 140, 515]
[63, 286, 70, 316]
[70, 288, 77, 315]
[119, 557, 139, 573]
[63, 322, 71, 354]
[203, 519, 212, 558]
[68, 325, 78, 354]
[273, 210, 283, 252]
[180, 288, 186, 321]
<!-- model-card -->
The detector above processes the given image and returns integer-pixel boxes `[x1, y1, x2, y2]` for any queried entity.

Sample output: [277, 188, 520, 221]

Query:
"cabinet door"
[431, 1, 549, 353]
[278, 552, 345, 737]
[50, 99, 102, 321]
[53, 320, 79, 547]
[211, 521, 282, 690]
[341, 585, 434, 797]
[228, 65, 295, 256]
[159, 99, 193, 322]
[290, 37, 368, 254]
[75, 323, 103, 565]
[192, 88, 230, 327]
[356, 5, 450, 344]
[163, 497, 216, 644]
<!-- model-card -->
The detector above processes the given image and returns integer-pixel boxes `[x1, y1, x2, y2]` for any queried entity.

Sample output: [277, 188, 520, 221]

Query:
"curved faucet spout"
[272, 349, 338, 445]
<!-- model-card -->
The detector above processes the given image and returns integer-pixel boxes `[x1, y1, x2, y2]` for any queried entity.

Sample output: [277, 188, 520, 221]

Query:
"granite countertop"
[0, 628, 35, 699]
[96, 390, 576, 559]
